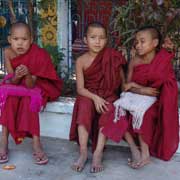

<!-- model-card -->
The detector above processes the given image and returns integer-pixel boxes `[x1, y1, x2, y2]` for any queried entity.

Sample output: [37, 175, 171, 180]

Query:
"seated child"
[102, 26, 179, 169]
[69, 22, 126, 173]
[0, 21, 63, 165]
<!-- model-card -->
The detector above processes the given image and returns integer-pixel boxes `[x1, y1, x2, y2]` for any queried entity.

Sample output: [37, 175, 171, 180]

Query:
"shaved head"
[136, 26, 162, 48]
[9, 22, 31, 37]
[84, 21, 107, 37]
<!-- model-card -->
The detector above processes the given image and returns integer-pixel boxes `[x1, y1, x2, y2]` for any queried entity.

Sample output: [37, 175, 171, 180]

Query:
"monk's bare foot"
[0, 137, 9, 163]
[128, 145, 141, 169]
[90, 151, 104, 173]
[137, 150, 151, 168]
[138, 157, 151, 168]
[71, 150, 88, 172]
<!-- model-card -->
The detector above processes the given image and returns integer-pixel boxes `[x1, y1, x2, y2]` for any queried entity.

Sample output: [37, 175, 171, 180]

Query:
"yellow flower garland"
[41, 24, 57, 46]
[39, 3, 57, 46]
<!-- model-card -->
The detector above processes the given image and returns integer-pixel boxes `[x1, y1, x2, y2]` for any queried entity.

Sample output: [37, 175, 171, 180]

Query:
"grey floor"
[0, 136, 180, 180]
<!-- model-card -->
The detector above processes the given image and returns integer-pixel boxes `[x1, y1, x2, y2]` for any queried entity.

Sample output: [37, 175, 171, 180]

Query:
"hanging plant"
[111, 0, 180, 51]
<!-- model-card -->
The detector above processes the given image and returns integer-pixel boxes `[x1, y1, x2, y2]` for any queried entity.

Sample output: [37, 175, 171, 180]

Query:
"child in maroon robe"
[69, 22, 126, 173]
[102, 26, 179, 169]
[0, 22, 62, 165]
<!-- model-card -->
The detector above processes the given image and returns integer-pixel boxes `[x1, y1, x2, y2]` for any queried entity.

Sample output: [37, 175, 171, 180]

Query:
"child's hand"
[162, 36, 175, 52]
[123, 83, 132, 91]
[19, 65, 29, 76]
[15, 67, 23, 79]
[15, 65, 29, 78]
[93, 95, 109, 114]
[140, 87, 159, 97]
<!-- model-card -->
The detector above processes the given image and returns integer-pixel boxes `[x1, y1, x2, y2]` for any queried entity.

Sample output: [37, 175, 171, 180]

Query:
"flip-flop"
[33, 151, 48, 165]
[0, 151, 9, 164]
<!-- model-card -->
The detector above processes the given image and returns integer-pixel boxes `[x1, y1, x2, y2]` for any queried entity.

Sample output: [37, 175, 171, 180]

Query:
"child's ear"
[7, 35, 11, 44]
[153, 39, 159, 48]
[83, 37, 87, 44]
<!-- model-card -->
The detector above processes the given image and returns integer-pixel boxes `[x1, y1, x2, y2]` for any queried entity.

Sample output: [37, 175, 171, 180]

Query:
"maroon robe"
[0, 44, 63, 144]
[69, 48, 126, 151]
[102, 49, 179, 160]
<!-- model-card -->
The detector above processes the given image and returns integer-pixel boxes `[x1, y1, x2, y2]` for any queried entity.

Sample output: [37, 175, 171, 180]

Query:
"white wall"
[57, 0, 70, 75]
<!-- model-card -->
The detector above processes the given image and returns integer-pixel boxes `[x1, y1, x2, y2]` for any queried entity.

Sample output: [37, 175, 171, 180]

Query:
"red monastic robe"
[0, 44, 63, 144]
[102, 49, 179, 160]
[69, 48, 126, 151]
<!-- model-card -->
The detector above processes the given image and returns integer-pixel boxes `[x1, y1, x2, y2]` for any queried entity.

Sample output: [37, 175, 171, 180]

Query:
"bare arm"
[4, 48, 14, 74]
[126, 58, 134, 83]
[4, 48, 21, 84]
[124, 58, 144, 90]
[76, 58, 109, 113]
[130, 86, 159, 96]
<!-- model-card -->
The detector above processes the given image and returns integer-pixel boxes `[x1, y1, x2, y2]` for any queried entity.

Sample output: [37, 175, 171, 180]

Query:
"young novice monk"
[102, 26, 179, 169]
[0, 22, 62, 165]
[69, 22, 126, 173]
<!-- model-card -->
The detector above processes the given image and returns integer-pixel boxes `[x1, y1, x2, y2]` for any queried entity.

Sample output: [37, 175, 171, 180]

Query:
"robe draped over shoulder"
[102, 49, 179, 160]
[0, 44, 63, 143]
[69, 48, 126, 151]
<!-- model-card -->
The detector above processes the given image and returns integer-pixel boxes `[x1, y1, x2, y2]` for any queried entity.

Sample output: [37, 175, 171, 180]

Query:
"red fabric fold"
[69, 48, 126, 151]
[102, 49, 179, 160]
[11, 44, 63, 105]
[0, 43, 63, 144]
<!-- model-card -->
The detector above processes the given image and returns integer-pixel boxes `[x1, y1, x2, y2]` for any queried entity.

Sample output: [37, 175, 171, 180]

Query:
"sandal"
[0, 151, 9, 164]
[33, 151, 48, 165]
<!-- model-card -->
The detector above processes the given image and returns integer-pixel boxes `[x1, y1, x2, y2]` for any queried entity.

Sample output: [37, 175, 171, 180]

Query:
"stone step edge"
[45, 97, 180, 116]
[43, 97, 75, 114]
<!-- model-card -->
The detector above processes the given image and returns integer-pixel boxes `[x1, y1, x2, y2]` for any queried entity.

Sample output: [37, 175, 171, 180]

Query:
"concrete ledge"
[40, 112, 72, 139]
[44, 97, 75, 114]
[42, 97, 180, 153]
[0, 97, 180, 153]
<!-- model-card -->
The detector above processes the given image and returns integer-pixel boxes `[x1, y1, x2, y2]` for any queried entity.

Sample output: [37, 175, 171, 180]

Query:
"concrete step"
[40, 97, 180, 153]
[0, 97, 180, 153]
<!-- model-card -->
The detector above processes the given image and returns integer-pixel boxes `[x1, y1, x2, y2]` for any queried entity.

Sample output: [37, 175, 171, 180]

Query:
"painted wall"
[38, 0, 70, 75]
